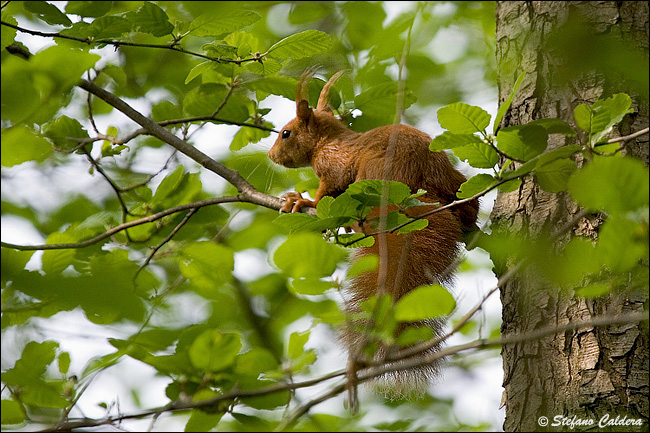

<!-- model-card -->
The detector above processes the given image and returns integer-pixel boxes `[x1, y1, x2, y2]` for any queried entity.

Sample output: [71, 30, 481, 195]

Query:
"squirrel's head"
[268, 69, 346, 168]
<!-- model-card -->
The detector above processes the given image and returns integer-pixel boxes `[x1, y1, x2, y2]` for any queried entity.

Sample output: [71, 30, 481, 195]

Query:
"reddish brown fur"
[268, 71, 479, 394]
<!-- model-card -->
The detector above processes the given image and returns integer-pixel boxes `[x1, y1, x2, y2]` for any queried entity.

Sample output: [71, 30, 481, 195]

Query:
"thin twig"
[133, 208, 199, 280]
[338, 173, 526, 247]
[603, 126, 649, 144]
[0, 21, 261, 65]
[81, 148, 131, 217]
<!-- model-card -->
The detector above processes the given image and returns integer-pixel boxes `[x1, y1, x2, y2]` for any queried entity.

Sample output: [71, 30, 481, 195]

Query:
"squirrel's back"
[354, 124, 478, 233]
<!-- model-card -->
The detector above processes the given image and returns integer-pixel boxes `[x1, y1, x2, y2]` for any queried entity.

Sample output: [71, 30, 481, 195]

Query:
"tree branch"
[31, 309, 647, 432]
[279, 311, 649, 431]
[76, 79, 283, 211]
[1, 197, 239, 251]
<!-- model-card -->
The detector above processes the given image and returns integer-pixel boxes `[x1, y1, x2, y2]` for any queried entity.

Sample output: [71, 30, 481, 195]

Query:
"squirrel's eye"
[282, 130, 291, 139]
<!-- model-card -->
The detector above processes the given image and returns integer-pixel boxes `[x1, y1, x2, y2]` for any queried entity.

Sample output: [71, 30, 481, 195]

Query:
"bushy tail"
[341, 199, 463, 398]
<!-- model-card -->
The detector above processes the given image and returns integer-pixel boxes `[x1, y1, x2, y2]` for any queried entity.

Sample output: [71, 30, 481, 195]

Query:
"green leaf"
[246, 75, 298, 100]
[337, 233, 375, 248]
[42, 231, 78, 275]
[152, 166, 185, 203]
[568, 156, 649, 214]
[230, 124, 272, 151]
[494, 71, 526, 134]
[437, 103, 491, 134]
[535, 158, 576, 193]
[31, 45, 101, 90]
[274, 212, 318, 233]
[498, 177, 522, 193]
[151, 100, 182, 121]
[1, 248, 35, 284]
[287, 331, 317, 372]
[1, 56, 39, 123]
[342, 1, 387, 50]
[396, 326, 435, 346]
[1, 126, 52, 166]
[510, 145, 581, 177]
[182, 83, 249, 122]
[289, 349, 317, 374]
[80, 351, 123, 380]
[347, 254, 379, 278]
[396, 218, 429, 234]
[101, 64, 127, 86]
[2, 47, 98, 123]
[202, 42, 239, 59]
[316, 196, 335, 219]
[347, 180, 412, 207]
[496, 124, 548, 161]
[575, 284, 612, 299]
[574, 93, 633, 145]
[185, 410, 224, 433]
[290, 277, 334, 295]
[430, 131, 483, 151]
[288, 330, 310, 359]
[525, 118, 576, 136]
[20, 384, 69, 408]
[234, 347, 278, 378]
[25, 1, 72, 26]
[598, 215, 648, 273]
[1, 11, 17, 49]
[354, 82, 416, 127]
[127, 1, 174, 37]
[245, 59, 283, 76]
[2, 341, 59, 385]
[457, 174, 495, 199]
[329, 193, 366, 219]
[266, 30, 332, 59]
[179, 242, 235, 293]
[43, 115, 89, 151]
[65, 1, 112, 18]
[453, 142, 499, 168]
[273, 232, 347, 279]
[394, 284, 456, 321]
[58, 352, 71, 375]
[79, 250, 148, 323]
[88, 16, 132, 40]
[573, 104, 592, 134]
[288, 1, 332, 24]
[188, 330, 241, 372]
[189, 9, 261, 37]
[239, 380, 292, 410]
[1, 399, 25, 425]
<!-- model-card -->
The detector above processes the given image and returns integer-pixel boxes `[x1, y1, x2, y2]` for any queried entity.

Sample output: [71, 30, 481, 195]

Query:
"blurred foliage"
[1, 1, 647, 432]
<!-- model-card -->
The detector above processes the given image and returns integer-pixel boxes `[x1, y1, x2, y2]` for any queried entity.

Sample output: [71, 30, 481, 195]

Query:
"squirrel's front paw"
[280, 191, 315, 213]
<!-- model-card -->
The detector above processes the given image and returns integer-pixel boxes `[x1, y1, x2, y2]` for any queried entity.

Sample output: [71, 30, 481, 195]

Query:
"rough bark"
[494, 2, 649, 431]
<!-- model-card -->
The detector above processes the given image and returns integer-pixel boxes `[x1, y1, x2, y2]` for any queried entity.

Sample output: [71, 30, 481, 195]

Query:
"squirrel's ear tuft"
[297, 99, 313, 122]
[317, 70, 346, 111]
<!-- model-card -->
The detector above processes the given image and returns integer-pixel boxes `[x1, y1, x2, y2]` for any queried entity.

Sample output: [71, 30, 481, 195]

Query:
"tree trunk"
[494, 2, 649, 431]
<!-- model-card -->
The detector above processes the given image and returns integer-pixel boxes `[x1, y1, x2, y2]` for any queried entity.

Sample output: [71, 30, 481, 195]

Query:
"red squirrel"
[268, 70, 479, 397]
